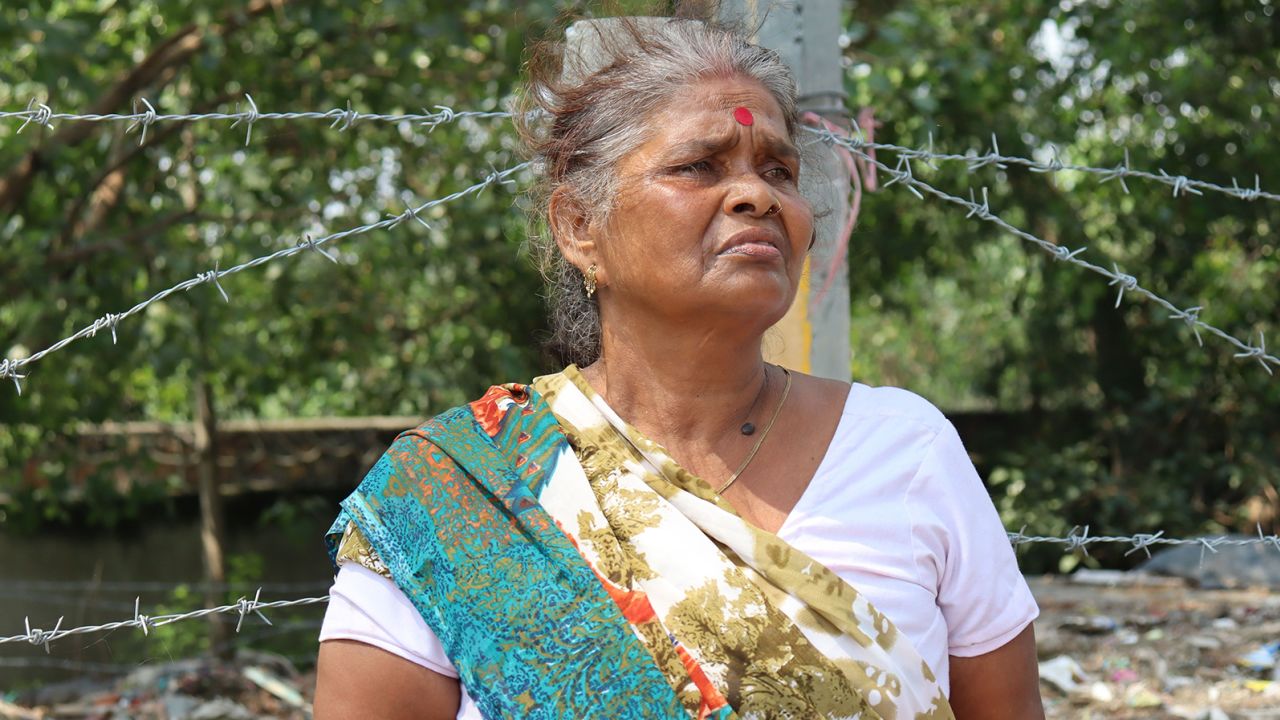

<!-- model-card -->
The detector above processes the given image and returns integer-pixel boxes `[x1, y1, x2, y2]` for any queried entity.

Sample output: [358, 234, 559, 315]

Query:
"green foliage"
[145, 551, 267, 657]
[0, 0, 1276, 575]
[1, 0, 561, 521]
[845, 0, 1279, 570]
[147, 583, 209, 658]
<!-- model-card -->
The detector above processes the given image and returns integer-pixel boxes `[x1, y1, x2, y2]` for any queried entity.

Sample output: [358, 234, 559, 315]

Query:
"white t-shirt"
[319, 383, 1039, 717]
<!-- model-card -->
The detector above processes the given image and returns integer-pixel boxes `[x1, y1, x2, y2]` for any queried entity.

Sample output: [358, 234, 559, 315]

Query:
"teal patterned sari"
[327, 374, 951, 720]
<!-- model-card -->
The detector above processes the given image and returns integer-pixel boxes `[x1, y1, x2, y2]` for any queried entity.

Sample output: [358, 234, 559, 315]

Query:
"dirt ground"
[1031, 574, 1280, 719]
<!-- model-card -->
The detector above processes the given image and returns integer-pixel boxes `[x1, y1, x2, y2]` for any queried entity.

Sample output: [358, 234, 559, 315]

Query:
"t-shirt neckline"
[776, 382, 862, 540]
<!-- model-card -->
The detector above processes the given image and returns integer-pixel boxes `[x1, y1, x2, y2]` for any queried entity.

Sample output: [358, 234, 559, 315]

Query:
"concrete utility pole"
[721, 0, 852, 381]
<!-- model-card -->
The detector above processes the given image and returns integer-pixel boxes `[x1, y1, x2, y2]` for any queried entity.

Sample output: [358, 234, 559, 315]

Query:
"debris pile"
[1035, 569, 1280, 719]
[1, 652, 314, 720]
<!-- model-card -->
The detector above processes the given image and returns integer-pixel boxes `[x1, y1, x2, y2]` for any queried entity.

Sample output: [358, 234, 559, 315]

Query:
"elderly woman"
[314, 14, 1043, 720]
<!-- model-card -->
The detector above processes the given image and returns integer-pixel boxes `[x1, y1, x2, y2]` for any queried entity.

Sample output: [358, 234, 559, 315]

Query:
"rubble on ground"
[1034, 571, 1280, 719]
[1, 651, 314, 720]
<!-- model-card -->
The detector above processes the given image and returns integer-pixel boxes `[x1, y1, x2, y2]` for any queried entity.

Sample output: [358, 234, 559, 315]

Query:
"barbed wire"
[5, 100, 1273, 387]
[1, 95, 512, 146]
[0, 162, 529, 395]
[1008, 524, 1280, 561]
[804, 125, 1279, 375]
[835, 130, 1279, 205]
[12, 96, 1266, 205]
[0, 590, 328, 653]
[4, 524, 1277, 651]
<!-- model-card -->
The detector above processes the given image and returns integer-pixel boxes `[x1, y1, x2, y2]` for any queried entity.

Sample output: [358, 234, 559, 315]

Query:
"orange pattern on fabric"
[470, 384, 522, 437]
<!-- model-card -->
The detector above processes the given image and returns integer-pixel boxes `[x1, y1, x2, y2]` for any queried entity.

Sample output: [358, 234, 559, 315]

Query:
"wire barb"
[229, 93, 261, 146]
[133, 597, 152, 637]
[1231, 175, 1263, 202]
[0, 359, 26, 395]
[1051, 244, 1088, 262]
[1030, 143, 1065, 174]
[1098, 149, 1133, 194]
[1259, 523, 1280, 553]
[1169, 306, 1204, 346]
[87, 313, 122, 345]
[387, 204, 432, 230]
[234, 588, 272, 633]
[421, 105, 457, 132]
[966, 187, 993, 219]
[16, 98, 55, 133]
[1007, 525, 1030, 547]
[23, 616, 63, 654]
[330, 100, 360, 133]
[967, 133, 1008, 171]
[1160, 169, 1204, 198]
[481, 166, 519, 194]
[196, 263, 231, 303]
[1107, 263, 1139, 308]
[883, 156, 924, 199]
[126, 98, 159, 145]
[1123, 531, 1166, 558]
[1065, 525, 1093, 557]
[297, 234, 339, 263]
[1234, 332, 1273, 375]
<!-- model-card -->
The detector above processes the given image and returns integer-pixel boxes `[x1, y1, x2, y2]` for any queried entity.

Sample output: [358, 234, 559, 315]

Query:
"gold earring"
[584, 264, 598, 297]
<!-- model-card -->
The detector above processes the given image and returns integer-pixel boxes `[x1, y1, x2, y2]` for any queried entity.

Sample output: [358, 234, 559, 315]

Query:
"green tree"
[844, 0, 1279, 571]
[1, 0, 559, 526]
[1, 0, 1276, 578]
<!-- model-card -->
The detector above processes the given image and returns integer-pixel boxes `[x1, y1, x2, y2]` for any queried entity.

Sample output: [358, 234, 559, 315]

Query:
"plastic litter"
[1238, 642, 1280, 673]
[1039, 655, 1091, 695]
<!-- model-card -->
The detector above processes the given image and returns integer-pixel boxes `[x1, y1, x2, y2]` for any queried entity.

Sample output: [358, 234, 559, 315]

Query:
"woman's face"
[586, 75, 814, 334]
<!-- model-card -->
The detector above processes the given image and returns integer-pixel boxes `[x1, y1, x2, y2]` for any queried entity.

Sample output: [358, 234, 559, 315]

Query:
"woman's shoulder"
[846, 381, 948, 433]
[796, 372, 948, 437]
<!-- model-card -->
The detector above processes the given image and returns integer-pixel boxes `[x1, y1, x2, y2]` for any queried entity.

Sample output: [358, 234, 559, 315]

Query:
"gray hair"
[516, 15, 800, 367]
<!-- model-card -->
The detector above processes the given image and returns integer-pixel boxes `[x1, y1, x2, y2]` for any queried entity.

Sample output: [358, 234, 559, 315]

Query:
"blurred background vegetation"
[0, 0, 1277, 681]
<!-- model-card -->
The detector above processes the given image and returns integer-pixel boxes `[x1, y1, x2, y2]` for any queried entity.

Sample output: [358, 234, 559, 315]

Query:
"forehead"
[639, 76, 792, 153]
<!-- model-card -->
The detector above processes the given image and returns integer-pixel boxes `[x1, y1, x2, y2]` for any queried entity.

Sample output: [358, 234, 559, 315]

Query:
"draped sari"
[326, 366, 954, 720]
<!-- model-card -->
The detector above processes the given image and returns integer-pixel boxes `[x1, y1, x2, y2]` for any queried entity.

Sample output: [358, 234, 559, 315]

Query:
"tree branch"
[0, 0, 291, 215]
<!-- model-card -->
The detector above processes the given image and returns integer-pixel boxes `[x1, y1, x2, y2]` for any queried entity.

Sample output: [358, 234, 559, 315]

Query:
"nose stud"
[733, 107, 754, 126]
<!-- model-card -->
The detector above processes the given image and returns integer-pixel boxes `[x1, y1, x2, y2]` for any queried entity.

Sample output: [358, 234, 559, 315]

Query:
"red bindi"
[732, 106, 754, 126]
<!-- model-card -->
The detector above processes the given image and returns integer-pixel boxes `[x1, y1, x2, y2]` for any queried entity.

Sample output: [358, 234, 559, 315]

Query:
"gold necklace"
[717, 366, 792, 494]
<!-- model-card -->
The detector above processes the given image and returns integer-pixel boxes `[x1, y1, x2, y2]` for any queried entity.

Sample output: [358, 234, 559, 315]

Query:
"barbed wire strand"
[832, 129, 1279, 205]
[1008, 523, 1280, 564]
[2, 95, 512, 146]
[803, 125, 1279, 375]
[5, 525, 1279, 651]
[8, 97, 1271, 206]
[0, 162, 529, 394]
[0, 590, 328, 652]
